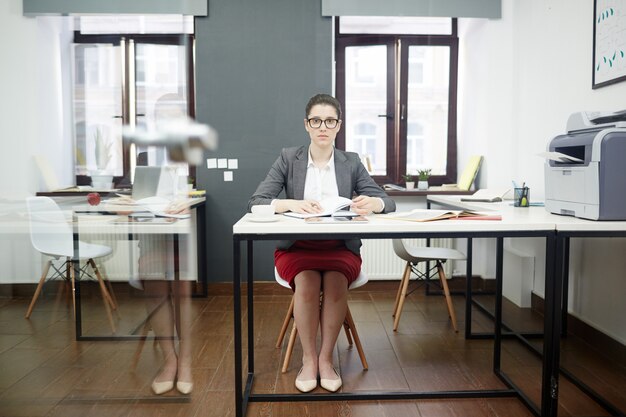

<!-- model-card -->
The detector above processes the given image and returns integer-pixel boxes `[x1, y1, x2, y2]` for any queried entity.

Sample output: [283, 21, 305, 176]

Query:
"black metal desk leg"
[561, 237, 570, 337]
[197, 203, 207, 297]
[174, 235, 181, 336]
[493, 237, 504, 372]
[541, 233, 562, 417]
[72, 213, 83, 340]
[465, 237, 473, 339]
[233, 238, 243, 417]
[247, 240, 254, 374]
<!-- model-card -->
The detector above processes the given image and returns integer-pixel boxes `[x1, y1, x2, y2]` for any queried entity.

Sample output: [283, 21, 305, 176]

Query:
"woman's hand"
[274, 199, 322, 214]
[165, 199, 191, 215]
[351, 195, 383, 215]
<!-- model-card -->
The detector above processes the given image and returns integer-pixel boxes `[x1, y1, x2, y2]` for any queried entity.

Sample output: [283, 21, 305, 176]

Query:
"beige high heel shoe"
[151, 379, 175, 395]
[295, 367, 317, 393]
[319, 367, 342, 392]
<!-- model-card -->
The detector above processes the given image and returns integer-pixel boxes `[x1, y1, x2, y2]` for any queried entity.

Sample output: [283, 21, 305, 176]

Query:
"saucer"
[248, 215, 279, 223]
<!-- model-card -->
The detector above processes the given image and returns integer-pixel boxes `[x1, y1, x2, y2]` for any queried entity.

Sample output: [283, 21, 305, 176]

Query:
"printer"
[545, 111, 626, 220]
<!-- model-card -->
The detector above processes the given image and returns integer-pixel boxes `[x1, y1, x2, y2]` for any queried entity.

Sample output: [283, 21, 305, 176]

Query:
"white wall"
[459, 0, 626, 343]
[0, 0, 39, 199]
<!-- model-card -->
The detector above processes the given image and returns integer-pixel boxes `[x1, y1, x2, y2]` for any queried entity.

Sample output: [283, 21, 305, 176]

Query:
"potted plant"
[91, 127, 113, 189]
[402, 173, 415, 190]
[417, 169, 431, 190]
[187, 176, 195, 191]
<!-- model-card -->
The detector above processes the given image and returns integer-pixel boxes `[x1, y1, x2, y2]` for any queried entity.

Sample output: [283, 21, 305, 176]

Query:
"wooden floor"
[0, 281, 623, 417]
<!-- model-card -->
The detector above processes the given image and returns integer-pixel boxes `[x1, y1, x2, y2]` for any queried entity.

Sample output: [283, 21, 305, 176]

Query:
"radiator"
[86, 235, 196, 282]
[361, 238, 454, 280]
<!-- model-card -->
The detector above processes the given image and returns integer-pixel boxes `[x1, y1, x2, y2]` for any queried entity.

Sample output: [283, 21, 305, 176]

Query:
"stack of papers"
[460, 189, 510, 203]
[104, 196, 191, 219]
[385, 209, 502, 222]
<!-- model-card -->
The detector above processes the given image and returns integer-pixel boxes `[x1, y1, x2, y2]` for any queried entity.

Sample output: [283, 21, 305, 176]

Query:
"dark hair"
[305, 94, 342, 119]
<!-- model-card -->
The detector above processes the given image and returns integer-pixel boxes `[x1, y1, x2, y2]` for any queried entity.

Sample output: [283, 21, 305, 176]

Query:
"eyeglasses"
[307, 118, 339, 129]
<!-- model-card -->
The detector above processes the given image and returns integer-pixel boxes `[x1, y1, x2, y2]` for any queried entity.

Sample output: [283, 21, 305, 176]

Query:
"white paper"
[228, 159, 238, 169]
[224, 171, 233, 182]
[283, 196, 353, 219]
[206, 158, 217, 169]
[218, 158, 228, 168]
[537, 151, 583, 163]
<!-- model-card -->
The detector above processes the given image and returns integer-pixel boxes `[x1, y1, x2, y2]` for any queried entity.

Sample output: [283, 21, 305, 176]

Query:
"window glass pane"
[406, 45, 449, 176]
[340, 16, 451, 35]
[72, 44, 123, 177]
[344, 45, 387, 176]
[135, 43, 189, 177]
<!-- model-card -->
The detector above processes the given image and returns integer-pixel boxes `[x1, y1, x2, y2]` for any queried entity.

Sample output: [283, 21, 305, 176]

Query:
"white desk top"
[233, 212, 556, 236]
[235, 196, 626, 237]
[427, 195, 626, 233]
[0, 212, 194, 235]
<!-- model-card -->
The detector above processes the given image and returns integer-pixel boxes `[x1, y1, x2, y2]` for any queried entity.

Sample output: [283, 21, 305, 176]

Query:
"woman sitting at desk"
[248, 93, 396, 392]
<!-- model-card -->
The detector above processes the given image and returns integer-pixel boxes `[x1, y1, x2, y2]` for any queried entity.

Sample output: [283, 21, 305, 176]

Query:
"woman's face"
[304, 104, 342, 149]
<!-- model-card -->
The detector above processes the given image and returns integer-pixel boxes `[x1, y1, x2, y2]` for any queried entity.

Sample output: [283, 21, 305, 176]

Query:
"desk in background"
[427, 194, 626, 417]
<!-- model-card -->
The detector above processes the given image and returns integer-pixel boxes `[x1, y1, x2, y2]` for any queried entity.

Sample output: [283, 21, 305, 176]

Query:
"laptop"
[132, 166, 176, 201]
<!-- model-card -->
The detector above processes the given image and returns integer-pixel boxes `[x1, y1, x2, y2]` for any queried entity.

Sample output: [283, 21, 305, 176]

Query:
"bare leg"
[143, 280, 178, 384]
[318, 271, 348, 382]
[293, 270, 322, 381]
[173, 280, 193, 384]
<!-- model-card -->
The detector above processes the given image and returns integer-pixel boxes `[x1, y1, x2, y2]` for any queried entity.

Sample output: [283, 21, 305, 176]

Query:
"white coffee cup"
[251, 205, 275, 218]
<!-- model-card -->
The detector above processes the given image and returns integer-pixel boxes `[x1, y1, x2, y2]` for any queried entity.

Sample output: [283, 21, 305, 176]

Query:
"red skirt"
[274, 240, 362, 290]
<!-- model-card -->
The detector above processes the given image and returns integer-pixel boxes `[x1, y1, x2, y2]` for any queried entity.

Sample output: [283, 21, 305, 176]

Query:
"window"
[335, 17, 458, 185]
[71, 16, 196, 187]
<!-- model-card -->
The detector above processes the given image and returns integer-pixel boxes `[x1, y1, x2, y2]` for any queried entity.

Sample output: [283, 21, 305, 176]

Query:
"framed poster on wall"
[593, 0, 626, 88]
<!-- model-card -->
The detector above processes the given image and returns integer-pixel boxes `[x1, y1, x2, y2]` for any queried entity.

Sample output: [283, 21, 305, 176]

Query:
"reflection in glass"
[72, 44, 123, 177]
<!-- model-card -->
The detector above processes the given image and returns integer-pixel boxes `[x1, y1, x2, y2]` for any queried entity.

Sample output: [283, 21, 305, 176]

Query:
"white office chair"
[25, 196, 118, 332]
[391, 239, 466, 332]
[274, 268, 368, 373]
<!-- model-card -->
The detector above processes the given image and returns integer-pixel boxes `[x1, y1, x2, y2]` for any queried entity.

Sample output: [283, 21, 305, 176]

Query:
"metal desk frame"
[71, 200, 207, 341]
[233, 226, 561, 417]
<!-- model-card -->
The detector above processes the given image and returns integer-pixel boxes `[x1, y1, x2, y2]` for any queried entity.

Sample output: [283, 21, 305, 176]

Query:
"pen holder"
[514, 187, 530, 207]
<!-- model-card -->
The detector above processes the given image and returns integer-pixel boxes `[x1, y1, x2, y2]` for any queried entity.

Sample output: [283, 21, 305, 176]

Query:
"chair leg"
[282, 322, 298, 373]
[88, 259, 117, 310]
[25, 260, 52, 319]
[276, 297, 294, 348]
[104, 276, 118, 310]
[436, 261, 458, 332]
[131, 320, 153, 370]
[392, 262, 412, 318]
[89, 259, 116, 333]
[393, 262, 413, 331]
[343, 321, 353, 345]
[345, 307, 368, 370]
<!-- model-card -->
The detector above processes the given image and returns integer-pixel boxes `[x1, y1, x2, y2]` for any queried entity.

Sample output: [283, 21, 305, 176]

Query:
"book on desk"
[385, 208, 502, 222]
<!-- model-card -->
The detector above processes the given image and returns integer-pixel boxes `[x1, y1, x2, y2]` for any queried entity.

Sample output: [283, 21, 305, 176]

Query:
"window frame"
[335, 18, 458, 186]
[72, 32, 196, 187]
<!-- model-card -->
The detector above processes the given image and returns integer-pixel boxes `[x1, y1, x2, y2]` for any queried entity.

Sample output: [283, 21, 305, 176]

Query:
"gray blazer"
[248, 146, 396, 255]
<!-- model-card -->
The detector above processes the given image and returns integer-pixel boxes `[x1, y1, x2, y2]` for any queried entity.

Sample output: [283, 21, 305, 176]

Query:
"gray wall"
[195, 0, 332, 282]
